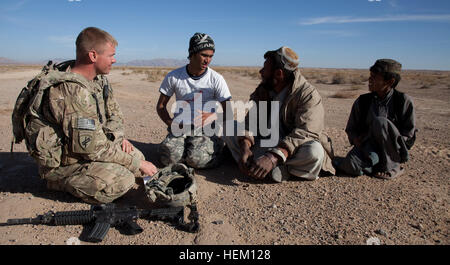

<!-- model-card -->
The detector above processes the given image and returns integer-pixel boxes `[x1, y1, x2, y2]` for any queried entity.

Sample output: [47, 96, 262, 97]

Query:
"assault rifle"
[0, 203, 197, 243]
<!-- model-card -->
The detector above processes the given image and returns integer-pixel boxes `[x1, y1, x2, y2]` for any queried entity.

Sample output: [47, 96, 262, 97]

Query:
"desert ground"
[0, 64, 448, 245]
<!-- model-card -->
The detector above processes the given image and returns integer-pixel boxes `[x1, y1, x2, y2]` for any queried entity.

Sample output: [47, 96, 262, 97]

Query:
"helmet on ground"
[144, 163, 197, 207]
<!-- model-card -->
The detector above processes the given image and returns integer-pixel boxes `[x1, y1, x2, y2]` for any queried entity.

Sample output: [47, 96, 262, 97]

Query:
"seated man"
[156, 33, 231, 169]
[333, 59, 417, 179]
[224, 47, 335, 182]
[14, 27, 158, 204]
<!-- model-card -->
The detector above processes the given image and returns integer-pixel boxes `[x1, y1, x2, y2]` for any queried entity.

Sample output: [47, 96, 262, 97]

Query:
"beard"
[261, 74, 276, 92]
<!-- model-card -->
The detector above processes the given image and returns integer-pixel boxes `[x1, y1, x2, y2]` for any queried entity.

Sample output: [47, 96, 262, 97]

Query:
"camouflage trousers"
[158, 133, 225, 169]
[44, 147, 145, 204]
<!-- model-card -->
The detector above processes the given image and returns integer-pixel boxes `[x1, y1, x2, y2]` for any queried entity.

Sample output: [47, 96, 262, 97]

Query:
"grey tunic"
[335, 89, 417, 175]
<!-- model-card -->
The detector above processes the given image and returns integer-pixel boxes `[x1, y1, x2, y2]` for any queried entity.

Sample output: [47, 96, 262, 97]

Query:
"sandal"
[374, 166, 405, 180]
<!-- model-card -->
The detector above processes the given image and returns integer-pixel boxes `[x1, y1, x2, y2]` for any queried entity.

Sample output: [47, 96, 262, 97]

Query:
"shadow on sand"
[0, 140, 330, 206]
[0, 152, 79, 203]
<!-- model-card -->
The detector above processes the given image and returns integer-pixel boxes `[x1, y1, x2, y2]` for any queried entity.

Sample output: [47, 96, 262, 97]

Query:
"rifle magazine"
[87, 222, 110, 243]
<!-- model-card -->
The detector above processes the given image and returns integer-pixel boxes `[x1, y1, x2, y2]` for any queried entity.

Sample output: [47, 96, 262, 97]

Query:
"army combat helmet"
[144, 163, 197, 207]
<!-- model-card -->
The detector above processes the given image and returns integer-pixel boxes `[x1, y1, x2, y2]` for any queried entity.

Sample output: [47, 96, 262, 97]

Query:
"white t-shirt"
[159, 66, 231, 124]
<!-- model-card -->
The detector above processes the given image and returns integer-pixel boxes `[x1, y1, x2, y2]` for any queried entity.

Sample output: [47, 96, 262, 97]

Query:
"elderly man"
[333, 59, 417, 179]
[224, 46, 335, 182]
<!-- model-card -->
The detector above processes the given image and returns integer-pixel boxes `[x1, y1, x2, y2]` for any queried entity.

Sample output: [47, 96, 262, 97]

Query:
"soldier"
[156, 32, 232, 169]
[224, 47, 335, 182]
[32, 27, 157, 204]
[332, 59, 417, 179]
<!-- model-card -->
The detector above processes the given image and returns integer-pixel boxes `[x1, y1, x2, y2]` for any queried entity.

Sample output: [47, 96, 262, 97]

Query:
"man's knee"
[185, 143, 216, 169]
[287, 141, 324, 180]
[186, 136, 223, 169]
[371, 116, 390, 132]
[186, 150, 214, 168]
[158, 135, 185, 166]
[297, 141, 324, 163]
[63, 163, 135, 204]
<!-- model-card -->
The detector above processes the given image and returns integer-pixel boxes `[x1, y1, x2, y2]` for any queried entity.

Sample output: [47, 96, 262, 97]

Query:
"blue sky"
[0, 0, 449, 70]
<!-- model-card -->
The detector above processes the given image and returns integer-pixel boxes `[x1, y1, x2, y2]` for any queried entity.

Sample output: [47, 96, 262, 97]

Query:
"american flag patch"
[77, 118, 95, 131]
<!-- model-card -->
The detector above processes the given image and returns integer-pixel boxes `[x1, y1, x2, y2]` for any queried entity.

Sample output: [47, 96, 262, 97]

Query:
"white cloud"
[312, 30, 358, 37]
[300, 14, 450, 25]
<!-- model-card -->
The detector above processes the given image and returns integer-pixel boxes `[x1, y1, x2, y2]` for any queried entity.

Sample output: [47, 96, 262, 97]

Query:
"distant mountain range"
[0, 57, 189, 67]
[0, 57, 21, 65]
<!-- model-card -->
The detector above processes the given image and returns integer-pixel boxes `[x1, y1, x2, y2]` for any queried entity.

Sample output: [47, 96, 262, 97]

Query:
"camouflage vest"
[144, 163, 197, 207]
[11, 60, 96, 170]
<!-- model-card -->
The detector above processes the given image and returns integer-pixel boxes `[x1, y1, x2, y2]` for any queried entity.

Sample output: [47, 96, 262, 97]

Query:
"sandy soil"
[0, 66, 448, 245]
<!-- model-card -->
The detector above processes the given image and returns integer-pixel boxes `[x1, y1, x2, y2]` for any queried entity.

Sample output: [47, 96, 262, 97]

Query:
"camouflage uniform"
[158, 130, 224, 169]
[37, 69, 144, 204]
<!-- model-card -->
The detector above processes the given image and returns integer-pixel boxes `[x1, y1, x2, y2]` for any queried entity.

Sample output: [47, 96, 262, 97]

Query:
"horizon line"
[0, 63, 448, 72]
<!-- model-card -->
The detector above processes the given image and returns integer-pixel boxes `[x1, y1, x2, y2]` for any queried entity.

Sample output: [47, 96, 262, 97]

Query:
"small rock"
[272, 204, 277, 209]
[212, 220, 223, 225]
[375, 229, 388, 237]
[332, 233, 342, 239]
[411, 224, 424, 231]
[366, 237, 381, 245]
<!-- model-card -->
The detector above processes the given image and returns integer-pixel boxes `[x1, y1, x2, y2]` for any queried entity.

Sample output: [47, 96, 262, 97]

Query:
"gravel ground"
[0, 66, 448, 245]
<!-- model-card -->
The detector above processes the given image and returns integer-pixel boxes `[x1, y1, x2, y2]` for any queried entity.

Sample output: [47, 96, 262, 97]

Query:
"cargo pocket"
[67, 172, 107, 199]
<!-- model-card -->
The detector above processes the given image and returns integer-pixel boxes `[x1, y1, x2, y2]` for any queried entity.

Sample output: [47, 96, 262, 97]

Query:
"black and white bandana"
[188, 33, 215, 57]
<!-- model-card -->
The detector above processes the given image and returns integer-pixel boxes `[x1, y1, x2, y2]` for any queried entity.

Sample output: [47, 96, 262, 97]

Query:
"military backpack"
[11, 60, 102, 170]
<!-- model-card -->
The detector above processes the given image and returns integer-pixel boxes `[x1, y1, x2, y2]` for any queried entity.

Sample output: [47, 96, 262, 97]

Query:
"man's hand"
[248, 154, 276, 180]
[194, 110, 217, 127]
[139, 160, 158, 176]
[238, 139, 253, 175]
[122, 139, 134, 154]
